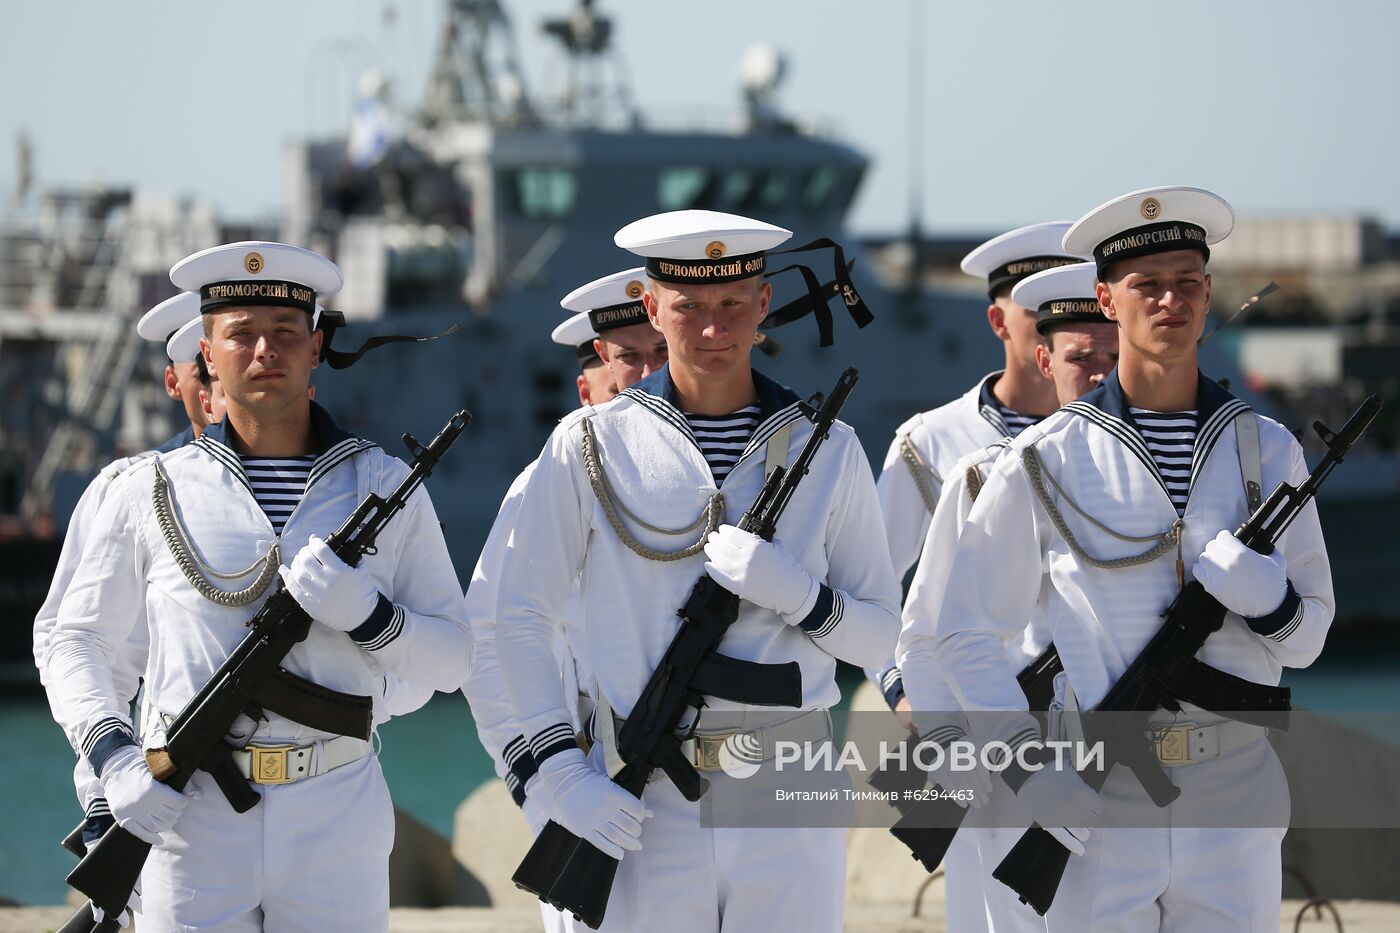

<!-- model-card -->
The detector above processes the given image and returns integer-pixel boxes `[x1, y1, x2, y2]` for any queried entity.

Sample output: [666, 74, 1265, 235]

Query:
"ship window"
[720, 169, 755, 210]
[658, 167, 713, 210]
[503, 167, 577, 219]
[800, 166, 841, 213]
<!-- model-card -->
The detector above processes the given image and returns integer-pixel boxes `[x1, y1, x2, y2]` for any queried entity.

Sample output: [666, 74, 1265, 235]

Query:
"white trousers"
[140, 752, 395, 932]
[1046, 737, 1288, 933]
[962, 787, 1047, 933]
[597, 765, 846, 933]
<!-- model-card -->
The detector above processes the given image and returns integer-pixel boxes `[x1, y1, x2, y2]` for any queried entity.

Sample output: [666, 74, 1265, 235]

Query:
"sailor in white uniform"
[45, 241, 472, 932]
[934, 188, 1335, 933]
[463, 271, 665, 933]
[496, 210, 901, 932]
[869, 223, 1086, 933]
[898, 261, 1119, 933]
[32, 292, 207, 883]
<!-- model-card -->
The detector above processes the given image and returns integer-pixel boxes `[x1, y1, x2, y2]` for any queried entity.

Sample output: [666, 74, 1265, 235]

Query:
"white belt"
[1062, 687, 1266, 769]
[232, 736, 371, 785]
[683, 711, 833, 773]
[1149, 720, 1268, 767]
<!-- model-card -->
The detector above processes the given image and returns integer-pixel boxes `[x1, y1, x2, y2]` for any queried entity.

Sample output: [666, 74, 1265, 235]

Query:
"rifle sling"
[1165, 658, 1291, 730]
[246, 668, 374, 741]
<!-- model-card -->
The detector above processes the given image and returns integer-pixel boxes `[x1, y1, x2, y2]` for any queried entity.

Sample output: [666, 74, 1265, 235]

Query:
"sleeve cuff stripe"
[81, 718, 133, 756]
[509, 780, 527, 808]
[358, 605, 405, 651]
[1245, 582, 1303, 639]
[880, 667, 903, 691]
[502, 735, 529, 766]
[534, 737, 578, 765]
[350, 595, 401, 649]
[1266, 600, 1306, 642]
[919, 727, 965, 747]
[808, 589, 845, 639]
[85, 799, 111, 818]
[1007, 728, 1040, 753]
[528, 723, 575, 759]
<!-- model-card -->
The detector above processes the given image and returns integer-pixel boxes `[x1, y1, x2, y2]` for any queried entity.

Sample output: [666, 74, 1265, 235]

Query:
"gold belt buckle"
[1152, 723, 1195, 766]
[248, 744, 297, 785]
[693, 734, 729, 772]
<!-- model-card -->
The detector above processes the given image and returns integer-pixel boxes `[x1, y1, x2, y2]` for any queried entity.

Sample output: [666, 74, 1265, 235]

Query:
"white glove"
[91, 888, 141, 928]
[280, 534, 382, 632]
[1013, 766, 1101, 856]
[100, 746, 189, 845]
[534, 748, 646, 860]
[703, 525, 818, 620]
[915, 732, 992, 809]
[522, 792, 550, 837]
[1192, 530, 1288, 619]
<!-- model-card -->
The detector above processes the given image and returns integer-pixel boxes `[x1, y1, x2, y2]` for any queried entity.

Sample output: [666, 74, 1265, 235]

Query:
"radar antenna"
[540, 0, 639, 128]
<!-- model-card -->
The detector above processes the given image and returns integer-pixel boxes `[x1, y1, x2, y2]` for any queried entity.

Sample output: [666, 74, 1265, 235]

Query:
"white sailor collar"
[618, 362, 806, 461]
[1062, 367, 1250, 492]
[193, 401, 378, 496]
[974, 371, 1033, 437]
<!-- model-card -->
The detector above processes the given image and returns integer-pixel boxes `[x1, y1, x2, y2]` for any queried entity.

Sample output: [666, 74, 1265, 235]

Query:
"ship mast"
[421, 0, 537, 128]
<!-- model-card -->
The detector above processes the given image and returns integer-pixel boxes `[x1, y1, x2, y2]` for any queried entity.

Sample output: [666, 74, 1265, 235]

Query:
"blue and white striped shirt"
[685, 405, 760, 486]
[1130, 408, 1197, 514]
[240, 455, 315, 534]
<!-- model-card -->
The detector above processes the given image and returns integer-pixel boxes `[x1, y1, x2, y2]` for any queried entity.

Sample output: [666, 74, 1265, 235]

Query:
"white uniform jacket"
[46, 403, 472, 775]
[34, 451, 158, 832]
[869, 372, 1018, 709]
[496, 365, 902, 766]
[897, 439, 1049, 730]
[462, 452, 591, 806]
[934, 370, 1334, 749]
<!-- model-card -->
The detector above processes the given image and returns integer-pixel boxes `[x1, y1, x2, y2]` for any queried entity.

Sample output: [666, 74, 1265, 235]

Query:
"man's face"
[1097, 250, 1210, 365]
[166, 361, 209, 431]
[577, 360, 618, 406]
[644, 277, 769, 382]
[1035, 321, 1121, 405]
[988, 293, 1045, 371]
[202, 306, 320, 417]
[596, 320, 668, 390]
[200, 377, 228, 424]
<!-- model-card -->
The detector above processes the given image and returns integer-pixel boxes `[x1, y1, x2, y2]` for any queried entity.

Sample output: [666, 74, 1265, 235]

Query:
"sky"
[2, 0, 1398, 235]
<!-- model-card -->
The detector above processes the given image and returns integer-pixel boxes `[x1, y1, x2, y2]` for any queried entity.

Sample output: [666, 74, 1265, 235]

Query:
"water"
[0, 692, 497, 908]
[3, 637, 1396, 907]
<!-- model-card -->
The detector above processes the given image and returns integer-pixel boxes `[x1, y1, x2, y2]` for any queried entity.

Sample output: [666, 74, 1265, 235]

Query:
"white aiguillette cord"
[152, 459, 280, 607]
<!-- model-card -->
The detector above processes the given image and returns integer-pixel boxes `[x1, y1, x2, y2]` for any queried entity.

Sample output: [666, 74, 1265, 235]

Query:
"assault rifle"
[58, 409, 471, 933]
[993, 395, 1382, 916]
[870, 644, 1063, 871]
[512, 368, 860, 929]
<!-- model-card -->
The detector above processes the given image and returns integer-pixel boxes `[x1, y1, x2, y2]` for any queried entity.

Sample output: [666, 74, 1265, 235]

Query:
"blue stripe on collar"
[626, 363, 801, 422]
[1076, 367, 1242, 431]
[199, 401, 360, 455]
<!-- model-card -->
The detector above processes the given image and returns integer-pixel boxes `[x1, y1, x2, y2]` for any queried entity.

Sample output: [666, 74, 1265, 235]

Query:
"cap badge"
[244, 251, 264, 275]
[705, 241, 727, 260]
[1140, 197, 1162, 221]
[625, 280, 644, 299]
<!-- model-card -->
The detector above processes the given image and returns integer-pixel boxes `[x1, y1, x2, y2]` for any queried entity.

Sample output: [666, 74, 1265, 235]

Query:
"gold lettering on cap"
[1140, 197, 1162, 221]
[625, 280, 644, 299]
[244, 251, 264, 275]
[705, 241, 727, 260]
